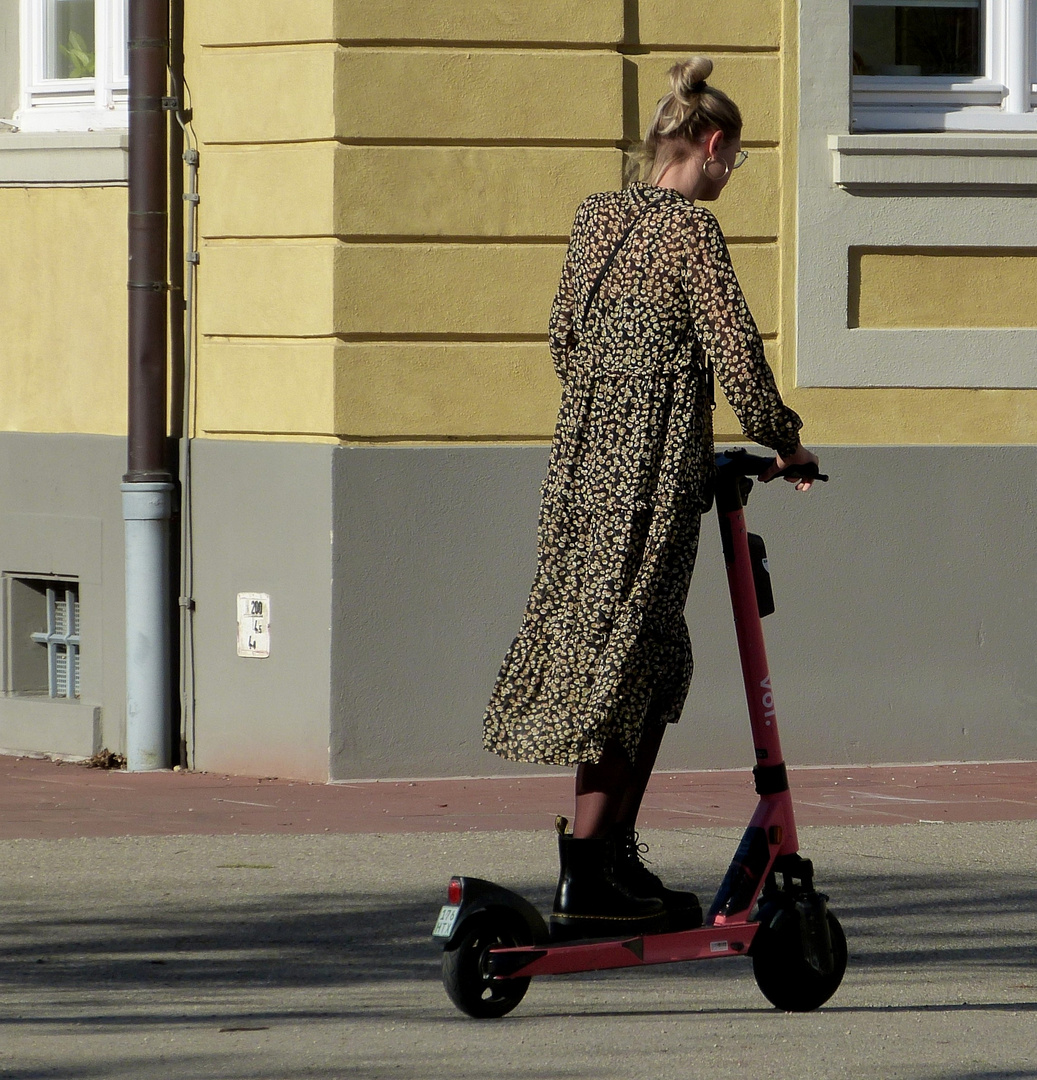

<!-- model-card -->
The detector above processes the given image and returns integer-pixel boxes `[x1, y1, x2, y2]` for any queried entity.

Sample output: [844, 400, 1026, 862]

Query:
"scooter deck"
[488, 921, 761, 979]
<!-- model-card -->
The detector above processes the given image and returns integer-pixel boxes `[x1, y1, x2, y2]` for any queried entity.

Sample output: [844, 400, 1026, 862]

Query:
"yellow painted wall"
[187, 0, 788, 443]
[181, 0, 1037, 446]
[852, 248, 1037, 328]
[0, 187, 127, 435]
[7, 3, 1037, 446]
[638, 0, 782, 48]
[201, 1, 625, 46]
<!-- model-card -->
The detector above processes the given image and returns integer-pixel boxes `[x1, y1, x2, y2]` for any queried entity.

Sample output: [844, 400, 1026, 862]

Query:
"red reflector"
[447, 877, 463, 905]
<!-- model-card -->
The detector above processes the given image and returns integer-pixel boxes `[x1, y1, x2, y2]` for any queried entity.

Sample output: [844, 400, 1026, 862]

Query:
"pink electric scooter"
[433, 449, 846, 1017]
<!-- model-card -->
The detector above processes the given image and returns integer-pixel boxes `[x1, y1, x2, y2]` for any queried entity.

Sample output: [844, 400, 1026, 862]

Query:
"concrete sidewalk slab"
[1, 754, 1035, 838]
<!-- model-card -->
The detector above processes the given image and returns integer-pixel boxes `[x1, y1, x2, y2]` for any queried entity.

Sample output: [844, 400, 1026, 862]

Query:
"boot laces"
[624, 829, 655, 869]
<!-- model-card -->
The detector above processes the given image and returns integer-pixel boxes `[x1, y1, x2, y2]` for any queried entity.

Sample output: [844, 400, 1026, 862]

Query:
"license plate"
[432, 904, 461, 939]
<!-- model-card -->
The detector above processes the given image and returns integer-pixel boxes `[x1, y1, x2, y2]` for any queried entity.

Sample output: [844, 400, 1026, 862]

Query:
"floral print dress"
[483, 181, 803, 768]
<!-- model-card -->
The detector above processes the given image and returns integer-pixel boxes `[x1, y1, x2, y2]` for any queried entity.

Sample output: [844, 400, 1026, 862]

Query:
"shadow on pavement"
[0, 868, 1033, 1031]
[0, 1061, 607, 1080]
[912, 1073, 1037, 1080]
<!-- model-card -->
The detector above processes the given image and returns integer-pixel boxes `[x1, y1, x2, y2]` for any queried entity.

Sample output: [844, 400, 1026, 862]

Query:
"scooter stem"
[717, 478, 800, 860]
[722, 503, 785, 767]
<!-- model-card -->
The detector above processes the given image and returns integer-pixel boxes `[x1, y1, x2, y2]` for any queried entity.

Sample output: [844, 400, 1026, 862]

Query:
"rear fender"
[441, 876, 549, 948]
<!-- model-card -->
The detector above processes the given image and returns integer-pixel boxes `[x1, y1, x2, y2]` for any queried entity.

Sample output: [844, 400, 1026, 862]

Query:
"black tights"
[572, 723, 666, 839]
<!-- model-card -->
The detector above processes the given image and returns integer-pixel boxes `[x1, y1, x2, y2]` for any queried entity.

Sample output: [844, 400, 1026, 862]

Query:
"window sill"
[830, 132, 1037, 193]
[0, 130, 128, 186]
[852, 76, 1007, 108]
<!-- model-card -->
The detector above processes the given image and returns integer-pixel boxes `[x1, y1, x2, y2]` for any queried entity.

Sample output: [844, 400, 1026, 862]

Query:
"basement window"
[3, 575, 81, 699]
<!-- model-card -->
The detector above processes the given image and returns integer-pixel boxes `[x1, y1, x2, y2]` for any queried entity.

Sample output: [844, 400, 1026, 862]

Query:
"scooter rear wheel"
[751, 909, 847, 1012]
[442, 913, 531, 1019]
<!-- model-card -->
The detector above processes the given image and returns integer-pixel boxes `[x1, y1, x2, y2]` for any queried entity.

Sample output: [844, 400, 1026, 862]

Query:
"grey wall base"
[187, 441, 334, 780]
[0, 433, 126, 758]
[3, 435, 1036, 779]
[0, 699, 101, 758]
[329, 443, 1037, 779]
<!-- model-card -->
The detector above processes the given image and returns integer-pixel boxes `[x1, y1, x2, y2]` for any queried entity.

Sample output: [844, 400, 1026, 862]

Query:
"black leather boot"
[550, 816, 667, 941]
[612, 825, 703, 931]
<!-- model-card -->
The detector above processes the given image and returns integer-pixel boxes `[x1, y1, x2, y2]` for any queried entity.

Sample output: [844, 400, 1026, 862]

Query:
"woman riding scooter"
[482, 56, 820, 941]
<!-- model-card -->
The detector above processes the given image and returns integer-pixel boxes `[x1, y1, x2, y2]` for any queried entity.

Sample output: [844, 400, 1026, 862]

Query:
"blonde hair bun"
[631, 56, 742, 184]
[670, 56, 714, 105]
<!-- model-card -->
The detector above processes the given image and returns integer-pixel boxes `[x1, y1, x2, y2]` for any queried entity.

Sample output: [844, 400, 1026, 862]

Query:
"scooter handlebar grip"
[761, 461, 829, 484]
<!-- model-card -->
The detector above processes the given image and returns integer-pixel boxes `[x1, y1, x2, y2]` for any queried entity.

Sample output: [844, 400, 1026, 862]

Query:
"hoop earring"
[702, 156, 730, 181]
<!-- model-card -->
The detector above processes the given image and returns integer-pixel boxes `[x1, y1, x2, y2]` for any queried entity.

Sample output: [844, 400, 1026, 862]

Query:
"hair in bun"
[630, 56, 742, 184]
[672, 55, 714, 107]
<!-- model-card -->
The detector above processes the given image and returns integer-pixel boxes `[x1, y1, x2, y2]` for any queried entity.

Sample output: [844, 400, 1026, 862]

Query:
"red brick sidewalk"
[1, 754, 1034, 839]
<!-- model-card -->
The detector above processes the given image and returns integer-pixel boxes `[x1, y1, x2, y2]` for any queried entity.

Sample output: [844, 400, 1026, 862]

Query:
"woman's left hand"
[759, 445, 820, 492]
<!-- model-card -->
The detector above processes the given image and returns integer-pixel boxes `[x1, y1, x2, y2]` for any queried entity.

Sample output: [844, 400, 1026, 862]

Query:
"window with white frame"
[3, 575, 81, 699]
[14, 0, 128, 132]
[852, 0, 1037, 130]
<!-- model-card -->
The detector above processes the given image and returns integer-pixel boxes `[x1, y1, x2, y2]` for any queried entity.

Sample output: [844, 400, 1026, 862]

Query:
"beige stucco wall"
[853, 249, 1037, 329]
[0, 187, 127, 435]
[186, 0, 788, 444]
[5, 2, 1037, 447]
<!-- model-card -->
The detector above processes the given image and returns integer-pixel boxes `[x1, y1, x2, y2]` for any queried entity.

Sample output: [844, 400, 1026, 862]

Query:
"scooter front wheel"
[442, 913, 531, 1019]
[751, 908, 847, 1012]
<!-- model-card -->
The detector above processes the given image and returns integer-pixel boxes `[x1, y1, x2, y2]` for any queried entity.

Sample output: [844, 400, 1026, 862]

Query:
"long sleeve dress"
[482, 181, 803, 768]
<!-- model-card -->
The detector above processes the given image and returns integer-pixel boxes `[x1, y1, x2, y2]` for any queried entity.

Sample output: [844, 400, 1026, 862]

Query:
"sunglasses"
[732, 149, 749, 169]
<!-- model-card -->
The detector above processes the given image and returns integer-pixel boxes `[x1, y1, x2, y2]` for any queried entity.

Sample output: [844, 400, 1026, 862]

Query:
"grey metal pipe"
[168, 0, 186, 448]
[178, 144, 200, 770]
[123, 481, 174, 771]
[124, 0, 172, 771]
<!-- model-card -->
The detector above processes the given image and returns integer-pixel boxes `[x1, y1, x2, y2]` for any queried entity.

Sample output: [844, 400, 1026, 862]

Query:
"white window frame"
[29, 583, 81, 699]
[853, 0, 1037, 131]
[3, 575, 81, 700]
[14, 0, 128, 133]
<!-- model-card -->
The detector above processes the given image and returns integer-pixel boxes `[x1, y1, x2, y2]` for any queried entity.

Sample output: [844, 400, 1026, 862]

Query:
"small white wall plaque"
[237, 593, 271, 658]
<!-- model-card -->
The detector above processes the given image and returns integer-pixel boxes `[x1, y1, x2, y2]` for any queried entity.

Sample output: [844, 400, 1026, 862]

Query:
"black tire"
[442, 914, 531, 1019]
[752, 909, 847, 1012]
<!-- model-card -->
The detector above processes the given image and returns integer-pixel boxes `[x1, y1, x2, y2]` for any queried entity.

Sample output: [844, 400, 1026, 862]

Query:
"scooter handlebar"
[764, 461, 829, 484]
[715, 448, 829, 484]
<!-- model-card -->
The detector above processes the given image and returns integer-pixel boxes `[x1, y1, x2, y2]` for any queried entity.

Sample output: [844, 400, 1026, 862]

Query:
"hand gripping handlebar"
[715, 447, 829, 484]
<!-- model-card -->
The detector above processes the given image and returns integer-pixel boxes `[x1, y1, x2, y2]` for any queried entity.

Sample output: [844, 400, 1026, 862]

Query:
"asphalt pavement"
[0, 755, 1034, 1079]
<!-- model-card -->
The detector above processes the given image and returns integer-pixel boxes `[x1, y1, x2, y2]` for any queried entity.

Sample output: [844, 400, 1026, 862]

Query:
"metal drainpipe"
[123, 0, 172, 771]
[1005, 0, 1031, 115]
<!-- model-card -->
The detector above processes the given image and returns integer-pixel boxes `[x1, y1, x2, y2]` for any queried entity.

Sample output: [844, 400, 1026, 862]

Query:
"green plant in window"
[60, 30, 95, 78]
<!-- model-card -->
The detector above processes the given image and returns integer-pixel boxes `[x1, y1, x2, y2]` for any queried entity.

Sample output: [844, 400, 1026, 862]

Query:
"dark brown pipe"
[126, 0, 170, 483]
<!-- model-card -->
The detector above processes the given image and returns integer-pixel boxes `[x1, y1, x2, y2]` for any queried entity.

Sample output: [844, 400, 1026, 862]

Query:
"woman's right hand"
[759, 445, 820, 492]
